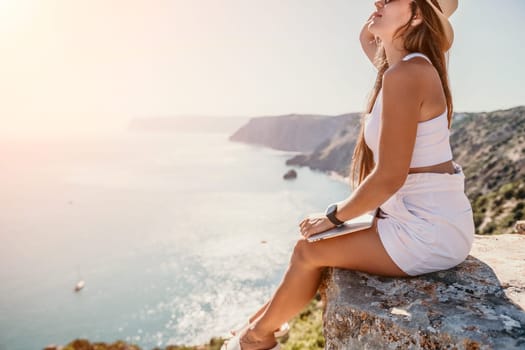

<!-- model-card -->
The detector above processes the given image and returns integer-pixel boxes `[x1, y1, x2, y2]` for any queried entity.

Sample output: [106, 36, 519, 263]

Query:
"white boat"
[74, 279, 85, 292]
[74, 264, 85, 292]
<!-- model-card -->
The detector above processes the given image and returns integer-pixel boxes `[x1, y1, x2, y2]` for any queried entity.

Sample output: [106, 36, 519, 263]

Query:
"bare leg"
[254, 257, 322, 336]
[239, 220, 408, 350]
[230, 300, 270, 335]
[248, 300, 270, 324]
[237, 250, 324, 349]
[231, 299, 290, 336]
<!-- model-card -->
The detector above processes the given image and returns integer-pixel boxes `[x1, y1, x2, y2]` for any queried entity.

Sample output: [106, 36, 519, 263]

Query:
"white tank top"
[363, 52, 453, 168]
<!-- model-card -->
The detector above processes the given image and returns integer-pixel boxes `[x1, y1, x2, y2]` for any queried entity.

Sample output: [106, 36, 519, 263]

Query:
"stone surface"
[470, 234, 525, 309]
[515, 221, 525, 235]
[319, 255, 525, 349]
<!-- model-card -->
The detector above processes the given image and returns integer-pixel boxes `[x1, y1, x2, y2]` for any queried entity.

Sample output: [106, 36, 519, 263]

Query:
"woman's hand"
[363, 11, 379, 38]
[299, 213, 337, 239]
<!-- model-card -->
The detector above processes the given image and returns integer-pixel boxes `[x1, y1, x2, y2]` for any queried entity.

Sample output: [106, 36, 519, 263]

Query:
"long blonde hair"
[349, 0, 454, 191]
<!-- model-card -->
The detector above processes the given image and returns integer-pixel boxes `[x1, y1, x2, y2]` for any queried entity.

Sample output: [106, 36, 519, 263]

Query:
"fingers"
[299, 218, 312, 237]
[299, 217, 312, 228]
[299, 215, 337, 238]
[299, 217, 322, 238]
[299, 212, 327, 236]
[301, 226, 312, 238]
[299, 220, 308, 236]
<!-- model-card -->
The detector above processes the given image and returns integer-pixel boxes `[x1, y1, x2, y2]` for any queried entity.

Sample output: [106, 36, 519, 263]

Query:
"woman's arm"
[360, 13, 379, 70]
[333, 63, 426, 222]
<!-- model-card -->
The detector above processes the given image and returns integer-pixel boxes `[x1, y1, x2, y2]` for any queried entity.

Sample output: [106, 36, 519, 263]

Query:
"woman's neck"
[382, 40, 410, 68]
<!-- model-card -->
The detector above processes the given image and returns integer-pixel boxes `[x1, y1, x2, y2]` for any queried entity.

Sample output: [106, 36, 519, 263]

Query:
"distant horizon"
[1, 0, 523, 137]
[131, 103, 525, 118]
[3, 103, 524, 140]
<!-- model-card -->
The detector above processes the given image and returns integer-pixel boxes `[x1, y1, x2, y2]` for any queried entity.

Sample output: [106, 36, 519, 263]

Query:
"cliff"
[283, 116, 362, 175]
[228, 113, 357, 153]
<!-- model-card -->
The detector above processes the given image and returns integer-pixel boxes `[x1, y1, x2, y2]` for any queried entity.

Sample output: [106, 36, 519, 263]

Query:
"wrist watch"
[325, 203, 345, 226]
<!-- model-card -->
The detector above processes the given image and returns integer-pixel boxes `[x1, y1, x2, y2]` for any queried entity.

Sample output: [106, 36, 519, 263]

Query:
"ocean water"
[0, 127, 350, 349]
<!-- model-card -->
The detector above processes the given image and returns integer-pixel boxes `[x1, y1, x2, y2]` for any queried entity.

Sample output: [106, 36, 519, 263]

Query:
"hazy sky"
[1, 0, 524, 136]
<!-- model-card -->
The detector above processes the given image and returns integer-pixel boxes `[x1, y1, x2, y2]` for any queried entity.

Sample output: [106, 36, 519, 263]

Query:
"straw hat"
[424, 0, 458, 51]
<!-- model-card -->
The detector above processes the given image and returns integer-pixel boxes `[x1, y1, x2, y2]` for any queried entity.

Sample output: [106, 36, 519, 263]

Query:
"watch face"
[327, 204, 337, 215]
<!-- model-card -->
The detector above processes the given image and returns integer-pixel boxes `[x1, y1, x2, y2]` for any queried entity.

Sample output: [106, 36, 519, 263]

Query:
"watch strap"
[326, 203, 345, 226]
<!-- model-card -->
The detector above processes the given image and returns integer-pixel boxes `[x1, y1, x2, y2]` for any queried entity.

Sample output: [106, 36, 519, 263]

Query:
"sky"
[0, 0, 524, 136]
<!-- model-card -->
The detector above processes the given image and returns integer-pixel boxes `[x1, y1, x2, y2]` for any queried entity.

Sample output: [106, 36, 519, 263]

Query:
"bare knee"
[291, 238, 317, 268]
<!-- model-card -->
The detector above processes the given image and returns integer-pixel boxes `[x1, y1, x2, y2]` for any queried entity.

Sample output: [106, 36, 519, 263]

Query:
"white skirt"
[377, 161, 475, 276]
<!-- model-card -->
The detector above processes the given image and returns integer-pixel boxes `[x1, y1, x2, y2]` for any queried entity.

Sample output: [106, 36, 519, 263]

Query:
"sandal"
[221, 331, 281, 350]
[230, 321, 289, 338]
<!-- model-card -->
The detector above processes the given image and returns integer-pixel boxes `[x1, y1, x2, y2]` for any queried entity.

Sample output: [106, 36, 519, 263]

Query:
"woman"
[222, 1, 475, 349]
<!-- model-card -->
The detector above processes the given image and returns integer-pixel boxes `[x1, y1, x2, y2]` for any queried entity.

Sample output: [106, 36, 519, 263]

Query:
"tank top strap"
[402, 52, 432, 64]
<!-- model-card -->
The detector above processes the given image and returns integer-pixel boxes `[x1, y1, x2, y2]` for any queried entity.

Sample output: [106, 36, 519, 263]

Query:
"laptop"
[306, 208, 378, 243]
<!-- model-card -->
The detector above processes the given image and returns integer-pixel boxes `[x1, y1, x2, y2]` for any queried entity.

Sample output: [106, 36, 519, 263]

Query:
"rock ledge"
[319, 255, 525, 349]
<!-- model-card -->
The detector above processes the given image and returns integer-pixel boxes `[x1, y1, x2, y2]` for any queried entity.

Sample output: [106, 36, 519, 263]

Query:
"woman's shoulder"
[385, 57, 434, 83]
[380, 59, 436, 114]
[382, 57, 437, 96]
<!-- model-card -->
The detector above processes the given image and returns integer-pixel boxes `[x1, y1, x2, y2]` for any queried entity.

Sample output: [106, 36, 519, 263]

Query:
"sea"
[0, 121, 351, 350]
